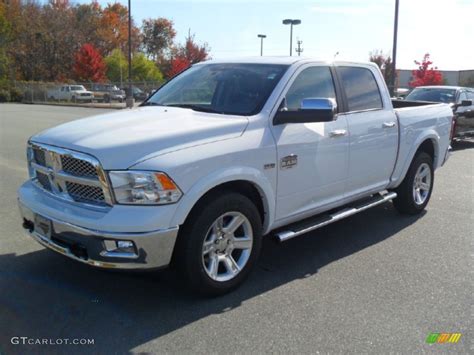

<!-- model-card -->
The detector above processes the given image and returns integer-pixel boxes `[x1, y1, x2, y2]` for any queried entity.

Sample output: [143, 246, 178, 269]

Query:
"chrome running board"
[274, 192, 397, 242]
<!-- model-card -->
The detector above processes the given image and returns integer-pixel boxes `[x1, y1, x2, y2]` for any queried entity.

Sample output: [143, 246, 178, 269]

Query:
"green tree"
[131, 53, 163, 82]
[0, 3, 11, 82]
[104, 49, 127, 83]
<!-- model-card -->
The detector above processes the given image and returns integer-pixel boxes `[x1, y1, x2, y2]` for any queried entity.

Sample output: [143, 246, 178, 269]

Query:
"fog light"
[102, 240, 138, 259]
[116, 240, 135, 252]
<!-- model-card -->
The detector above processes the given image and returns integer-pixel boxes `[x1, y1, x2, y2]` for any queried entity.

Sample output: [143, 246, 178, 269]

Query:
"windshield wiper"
[140, 101, 164, 106]
[165, 103, 222, 114]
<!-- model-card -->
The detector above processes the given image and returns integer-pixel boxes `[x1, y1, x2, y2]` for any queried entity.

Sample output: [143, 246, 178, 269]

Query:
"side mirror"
[461, 100, 472, 107]
[274, 98, 337, 125]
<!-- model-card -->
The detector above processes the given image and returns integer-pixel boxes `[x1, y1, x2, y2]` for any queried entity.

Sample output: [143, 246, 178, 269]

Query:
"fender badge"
[280, 155, 298, 169]
[264, 163, 276, 170]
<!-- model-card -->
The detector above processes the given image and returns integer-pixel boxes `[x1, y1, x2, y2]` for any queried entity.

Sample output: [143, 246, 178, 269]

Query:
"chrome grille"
[66, 182, 106, 205]
[33, 148, 46, 166]
[61, 156, 98, 177]
[29, 143, 112, 208]
[36, 171, 52, 191]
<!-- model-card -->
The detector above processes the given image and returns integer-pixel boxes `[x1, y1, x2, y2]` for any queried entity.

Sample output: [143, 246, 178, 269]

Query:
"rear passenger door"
[336, 65, 398, 198]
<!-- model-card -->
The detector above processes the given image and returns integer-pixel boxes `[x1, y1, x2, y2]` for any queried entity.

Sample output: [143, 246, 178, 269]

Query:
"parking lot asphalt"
[0, 103, 472, 354]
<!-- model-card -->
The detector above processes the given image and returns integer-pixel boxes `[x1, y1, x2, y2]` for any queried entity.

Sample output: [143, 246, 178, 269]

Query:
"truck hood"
[31, 107, 249, 169]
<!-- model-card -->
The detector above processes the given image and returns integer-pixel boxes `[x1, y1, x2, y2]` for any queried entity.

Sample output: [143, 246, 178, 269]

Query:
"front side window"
[147, 63, 288, 116]
[458, 92, 467, 103]
[285, 66, 336, 111]
[338, 66, 383, 112]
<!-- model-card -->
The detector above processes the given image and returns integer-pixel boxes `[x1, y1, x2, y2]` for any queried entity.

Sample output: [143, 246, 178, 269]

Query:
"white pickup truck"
[18, 58, 453, 295]
[47, 85, 94, 103]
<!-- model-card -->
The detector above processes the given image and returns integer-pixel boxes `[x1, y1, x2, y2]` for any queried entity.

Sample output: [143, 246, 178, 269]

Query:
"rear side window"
[338, 66, 383, 112]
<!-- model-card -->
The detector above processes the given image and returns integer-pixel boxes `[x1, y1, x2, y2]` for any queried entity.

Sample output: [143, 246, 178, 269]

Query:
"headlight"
[109, 171, 182, 205]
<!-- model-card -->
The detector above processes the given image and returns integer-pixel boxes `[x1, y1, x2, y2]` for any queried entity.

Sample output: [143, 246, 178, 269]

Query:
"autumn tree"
[0, 3, 11, 82]
[409, 53, 443, 87]
[142, 18, 176, 61]
[180, 32, 210, 64]
[369, 50, 393, 85]
[73, 43, 107, 82]
[167, 57, 191, 78]
[166, 32, 210, 78]
[74, 2, 103, 52]
[98, 3, 140, 55]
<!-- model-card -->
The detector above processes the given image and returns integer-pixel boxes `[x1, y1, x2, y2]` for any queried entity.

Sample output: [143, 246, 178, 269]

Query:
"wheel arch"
[390, 132, 439, 189]
[170, 168, 275, 234]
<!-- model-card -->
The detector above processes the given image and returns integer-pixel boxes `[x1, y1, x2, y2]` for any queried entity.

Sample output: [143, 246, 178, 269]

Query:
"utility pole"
[257, 34, 266, 56]
[390, 0, 400, 96]
[295, 39, 303, 56]
[126, 0, 134, 108]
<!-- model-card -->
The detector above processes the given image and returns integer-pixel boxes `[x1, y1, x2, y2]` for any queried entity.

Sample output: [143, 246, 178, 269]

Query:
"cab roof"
[195, 56, 378, 68]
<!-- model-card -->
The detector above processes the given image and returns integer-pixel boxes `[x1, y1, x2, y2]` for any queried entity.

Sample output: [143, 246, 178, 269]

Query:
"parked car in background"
[19, 58, 453, 295]
[121, 86, 149, 101]
[90, 84, 125, 103]
[47, 85, 94, 103]
[405, 86, 474, 139]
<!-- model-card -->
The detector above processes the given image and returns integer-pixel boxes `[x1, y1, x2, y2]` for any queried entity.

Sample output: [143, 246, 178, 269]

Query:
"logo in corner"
[426, 333, 462, 344]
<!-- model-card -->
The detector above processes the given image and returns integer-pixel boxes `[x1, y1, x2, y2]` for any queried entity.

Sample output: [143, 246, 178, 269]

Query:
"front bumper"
[18, 200, 179, 270]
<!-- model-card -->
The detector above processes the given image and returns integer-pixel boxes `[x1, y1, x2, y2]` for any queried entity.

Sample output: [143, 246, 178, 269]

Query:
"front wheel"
[393, 151, 434, 215]
[175, 192, 262, 296]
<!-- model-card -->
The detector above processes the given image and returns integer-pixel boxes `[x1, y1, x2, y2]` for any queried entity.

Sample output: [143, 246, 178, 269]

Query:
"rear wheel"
[393, 151, 434, 215]
[176, 192, 262, 296]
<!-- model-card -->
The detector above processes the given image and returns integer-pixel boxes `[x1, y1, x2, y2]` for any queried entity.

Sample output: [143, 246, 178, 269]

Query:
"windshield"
[146, 63, 288, 115]
[406, 88, 457, 103]
[71, 85, 85, 91]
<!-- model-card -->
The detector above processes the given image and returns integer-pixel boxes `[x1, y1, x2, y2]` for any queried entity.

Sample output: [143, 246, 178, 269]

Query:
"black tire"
[104, 95, 110, 103]
[392, 151, 434, 215]
[175, 192, 263, 296]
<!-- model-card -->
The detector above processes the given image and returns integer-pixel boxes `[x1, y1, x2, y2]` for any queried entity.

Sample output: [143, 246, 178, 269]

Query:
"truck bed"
[391, 99, 441, 109]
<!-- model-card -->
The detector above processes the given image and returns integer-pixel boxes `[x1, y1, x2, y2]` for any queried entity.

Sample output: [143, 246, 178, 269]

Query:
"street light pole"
[390, 0, 400, 96]
[282, 19, 301, 56]
[257, 34, 266, 56]
[126, 0, 134, 108]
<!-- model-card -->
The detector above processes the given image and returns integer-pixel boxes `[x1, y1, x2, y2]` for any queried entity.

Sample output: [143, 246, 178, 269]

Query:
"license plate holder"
[34, 214, 52, 239]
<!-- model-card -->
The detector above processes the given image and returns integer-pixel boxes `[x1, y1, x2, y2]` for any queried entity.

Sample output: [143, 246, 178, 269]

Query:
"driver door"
[271, 65, 349, 221]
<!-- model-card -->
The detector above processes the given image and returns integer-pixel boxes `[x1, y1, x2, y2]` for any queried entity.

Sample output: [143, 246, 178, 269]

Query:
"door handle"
[382, 122, 396, 128]
[329, 129, 347, 137]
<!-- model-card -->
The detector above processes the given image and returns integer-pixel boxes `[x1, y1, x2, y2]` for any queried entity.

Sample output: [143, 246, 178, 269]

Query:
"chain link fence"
[9, 81, 163, 108]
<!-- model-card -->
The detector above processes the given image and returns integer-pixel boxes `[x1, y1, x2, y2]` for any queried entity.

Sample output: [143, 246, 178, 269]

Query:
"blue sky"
[75, 0, 474, 70]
